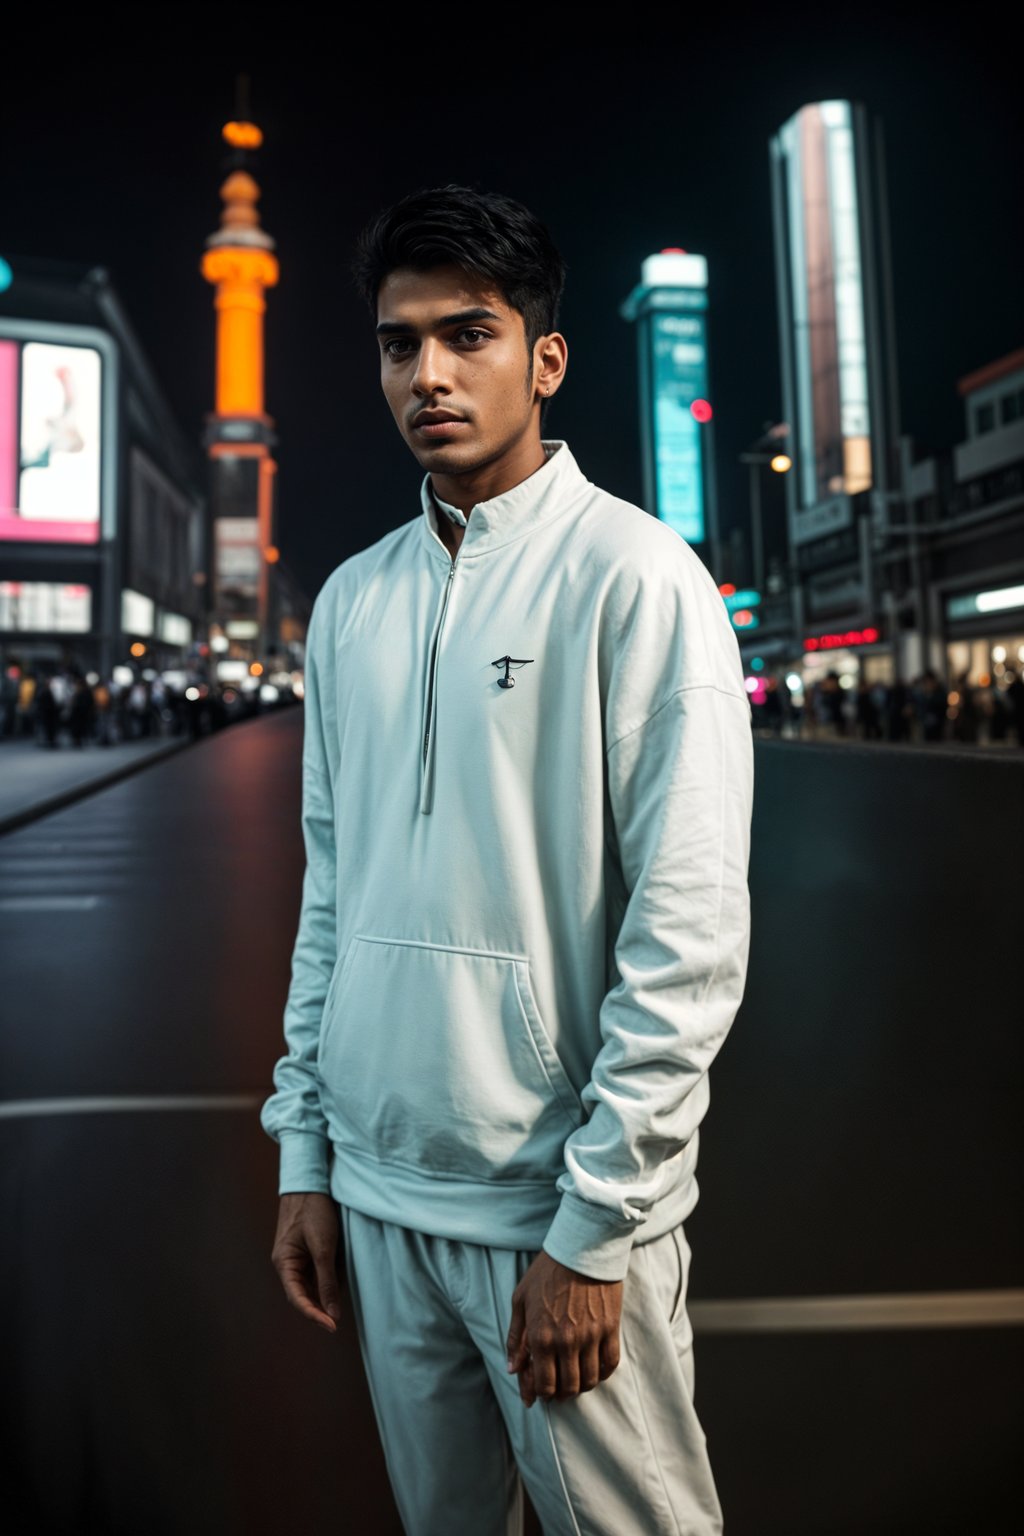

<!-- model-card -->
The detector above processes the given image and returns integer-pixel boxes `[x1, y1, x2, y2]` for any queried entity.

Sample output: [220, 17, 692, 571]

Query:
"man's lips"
[413, 413, 469, 437]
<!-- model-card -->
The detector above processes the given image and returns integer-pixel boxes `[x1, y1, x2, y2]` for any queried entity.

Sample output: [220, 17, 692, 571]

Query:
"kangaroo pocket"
[318, 934, 584, 1183]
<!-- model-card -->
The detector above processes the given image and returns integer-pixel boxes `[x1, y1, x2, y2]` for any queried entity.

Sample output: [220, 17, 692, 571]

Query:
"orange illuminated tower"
[201, 75, 280, 665]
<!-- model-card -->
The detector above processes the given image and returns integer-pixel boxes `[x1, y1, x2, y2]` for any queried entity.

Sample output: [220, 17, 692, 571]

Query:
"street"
[1, 712, 1020, 1534]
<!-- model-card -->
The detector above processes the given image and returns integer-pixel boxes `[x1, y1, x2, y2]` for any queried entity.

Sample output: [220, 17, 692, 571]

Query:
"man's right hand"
[270, 1192, 345, 1334]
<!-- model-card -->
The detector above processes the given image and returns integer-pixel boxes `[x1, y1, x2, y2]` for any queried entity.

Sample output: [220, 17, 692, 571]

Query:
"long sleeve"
[541, 537, 755, 1282]
[259, 590, 338, 1194]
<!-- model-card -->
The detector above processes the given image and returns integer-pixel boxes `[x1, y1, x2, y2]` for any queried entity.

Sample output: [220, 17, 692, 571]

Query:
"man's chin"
[406, 434, 479, 471]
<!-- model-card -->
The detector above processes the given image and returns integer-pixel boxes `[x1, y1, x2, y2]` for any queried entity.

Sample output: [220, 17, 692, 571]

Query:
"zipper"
[419, 555, 457, 815]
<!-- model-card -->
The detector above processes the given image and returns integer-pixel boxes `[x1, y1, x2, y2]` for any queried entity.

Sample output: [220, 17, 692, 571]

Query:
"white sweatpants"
[338, 1202, 724, 1535]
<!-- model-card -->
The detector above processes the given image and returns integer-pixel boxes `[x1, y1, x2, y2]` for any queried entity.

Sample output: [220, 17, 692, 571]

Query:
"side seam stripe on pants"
[339, 1202, 724, 1536]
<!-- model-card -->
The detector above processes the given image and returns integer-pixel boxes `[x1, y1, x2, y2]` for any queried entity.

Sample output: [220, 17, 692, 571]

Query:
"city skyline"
[2, 14, 1019, 599]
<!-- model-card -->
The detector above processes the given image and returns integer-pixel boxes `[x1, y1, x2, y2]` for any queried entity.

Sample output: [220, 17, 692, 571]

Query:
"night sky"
[2, 12, 1019, 602]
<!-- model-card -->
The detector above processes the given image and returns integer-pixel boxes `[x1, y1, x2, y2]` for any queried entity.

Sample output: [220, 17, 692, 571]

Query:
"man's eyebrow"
[375, 307, 504, 337]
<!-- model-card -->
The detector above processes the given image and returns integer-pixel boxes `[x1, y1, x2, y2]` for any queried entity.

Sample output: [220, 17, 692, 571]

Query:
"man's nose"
[411, 338, 452, 397]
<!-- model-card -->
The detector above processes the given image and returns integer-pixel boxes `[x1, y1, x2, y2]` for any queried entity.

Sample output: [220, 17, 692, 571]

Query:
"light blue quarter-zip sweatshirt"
[259, 439, 754, 1282]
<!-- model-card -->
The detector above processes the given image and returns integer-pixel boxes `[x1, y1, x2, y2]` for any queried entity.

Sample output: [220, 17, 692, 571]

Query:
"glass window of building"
[1000, 386, 1024, 425]
[975, 401, 996, 434]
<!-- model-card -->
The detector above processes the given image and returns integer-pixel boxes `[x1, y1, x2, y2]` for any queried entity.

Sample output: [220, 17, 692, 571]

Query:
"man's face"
[376, 263, 541, 475]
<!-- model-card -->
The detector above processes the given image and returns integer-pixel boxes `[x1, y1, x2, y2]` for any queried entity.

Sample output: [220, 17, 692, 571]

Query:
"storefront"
[942, 582, 1024, 686]
[799, 624, 893, 690]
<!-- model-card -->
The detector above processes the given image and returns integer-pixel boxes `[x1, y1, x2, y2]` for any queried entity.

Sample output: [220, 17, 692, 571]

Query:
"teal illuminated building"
[621, 249, 721, 577]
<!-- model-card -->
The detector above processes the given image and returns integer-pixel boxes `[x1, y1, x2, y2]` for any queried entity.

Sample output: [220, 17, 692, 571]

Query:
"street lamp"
[739, 422, 790, 595]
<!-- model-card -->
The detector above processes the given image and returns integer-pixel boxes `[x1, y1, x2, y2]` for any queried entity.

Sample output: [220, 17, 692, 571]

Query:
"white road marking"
[689, 1290, 1024, 1332]
[0, 1093, 263, 1117]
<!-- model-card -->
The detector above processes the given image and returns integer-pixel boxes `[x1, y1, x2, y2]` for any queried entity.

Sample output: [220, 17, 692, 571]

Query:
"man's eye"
[457, 328, 488, 345]
[384, 339, 412, 359]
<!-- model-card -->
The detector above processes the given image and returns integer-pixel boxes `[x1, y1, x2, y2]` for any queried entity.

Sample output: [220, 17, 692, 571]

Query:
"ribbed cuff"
[540, 1190, 638, 1282]
[277, 1130, 332, 1195]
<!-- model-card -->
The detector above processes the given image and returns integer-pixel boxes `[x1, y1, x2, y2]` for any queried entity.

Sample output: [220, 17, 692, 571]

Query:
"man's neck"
[436, 516, 464, 560]
[429, 433, 548, 522]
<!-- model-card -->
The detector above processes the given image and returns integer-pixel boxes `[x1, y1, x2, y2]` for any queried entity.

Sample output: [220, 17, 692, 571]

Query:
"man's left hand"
[506, 1249, 623, 1406]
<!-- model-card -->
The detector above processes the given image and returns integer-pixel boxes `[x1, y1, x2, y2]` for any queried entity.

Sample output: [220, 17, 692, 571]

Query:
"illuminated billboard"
[621, 251, 718, 560]
[0, 337, 104, 544]
[650, 310, 709, 544]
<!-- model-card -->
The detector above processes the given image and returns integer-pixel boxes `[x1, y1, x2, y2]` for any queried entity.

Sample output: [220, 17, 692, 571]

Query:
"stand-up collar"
[419, 439, 589, 560]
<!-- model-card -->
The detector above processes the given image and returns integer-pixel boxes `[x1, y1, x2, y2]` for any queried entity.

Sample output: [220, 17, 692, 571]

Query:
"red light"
[719, 583, 736, 597]
[660, 247, 687, 254]
[691, 399, 713, 423]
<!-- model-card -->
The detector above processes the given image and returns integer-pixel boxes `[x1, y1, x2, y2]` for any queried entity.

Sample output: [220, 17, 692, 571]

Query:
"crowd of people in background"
[752, 666, 1024, 747]
[0, 667, 236, 748]
[5, 661, 1023, 753]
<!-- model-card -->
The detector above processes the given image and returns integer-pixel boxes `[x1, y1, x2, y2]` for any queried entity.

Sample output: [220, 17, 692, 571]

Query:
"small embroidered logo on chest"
[491, 654, 535, 689]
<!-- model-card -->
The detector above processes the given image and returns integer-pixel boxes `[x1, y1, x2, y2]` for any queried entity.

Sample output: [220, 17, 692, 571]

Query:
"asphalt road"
[1, 710, 1020, 1534]
[0, 709, 406, 1536]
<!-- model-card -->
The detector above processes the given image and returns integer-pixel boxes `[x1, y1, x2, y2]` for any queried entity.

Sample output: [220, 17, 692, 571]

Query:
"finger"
[578, 1338, 601, 1393]
[518, 1356, 536, 1408]
[276, 1251, 337, 1332]
[556, 1343, 580, 1401]
[598, 1329, 621, 1380]
[531, 1338, 558, 1403]
[506, 1293, 527, 1371]
[313, 1251, 344, 1324]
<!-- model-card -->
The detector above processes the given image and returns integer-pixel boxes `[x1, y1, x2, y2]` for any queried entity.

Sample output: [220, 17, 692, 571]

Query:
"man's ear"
[533, 331, 568, 402]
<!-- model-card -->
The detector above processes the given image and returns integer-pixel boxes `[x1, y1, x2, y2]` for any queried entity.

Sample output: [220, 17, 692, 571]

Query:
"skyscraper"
[621, 250, 721, 579]
[769, 98, 902, 681]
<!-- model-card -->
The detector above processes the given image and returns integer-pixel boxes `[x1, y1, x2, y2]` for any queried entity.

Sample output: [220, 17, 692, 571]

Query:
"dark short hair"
[351, 183, 567, 375]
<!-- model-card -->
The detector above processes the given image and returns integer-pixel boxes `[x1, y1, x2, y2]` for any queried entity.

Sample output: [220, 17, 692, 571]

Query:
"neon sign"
[804, 627, 880, 650]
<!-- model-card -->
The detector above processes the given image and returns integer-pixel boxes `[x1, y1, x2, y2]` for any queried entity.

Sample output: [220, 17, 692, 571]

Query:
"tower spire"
[200, 86, 280, 667]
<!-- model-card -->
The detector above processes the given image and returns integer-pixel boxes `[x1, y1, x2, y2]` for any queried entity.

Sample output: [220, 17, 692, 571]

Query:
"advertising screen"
[650, 311, 707, 545]
[0, 340, 102, 544]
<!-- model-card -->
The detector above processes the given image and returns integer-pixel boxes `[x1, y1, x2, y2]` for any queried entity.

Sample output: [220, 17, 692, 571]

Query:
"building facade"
[904, 349, 1024, 691]
[0, 257, 208, 680]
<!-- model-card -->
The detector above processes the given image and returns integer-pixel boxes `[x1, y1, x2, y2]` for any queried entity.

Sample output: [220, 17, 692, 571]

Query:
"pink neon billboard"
[0, 339, 102, 544]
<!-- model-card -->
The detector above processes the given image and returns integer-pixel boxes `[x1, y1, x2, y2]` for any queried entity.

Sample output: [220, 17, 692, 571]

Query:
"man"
[260, 184, 754, 1536]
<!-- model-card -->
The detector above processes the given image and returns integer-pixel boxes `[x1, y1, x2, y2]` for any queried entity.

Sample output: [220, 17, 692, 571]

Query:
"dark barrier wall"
[688, 739, 1024, 1535]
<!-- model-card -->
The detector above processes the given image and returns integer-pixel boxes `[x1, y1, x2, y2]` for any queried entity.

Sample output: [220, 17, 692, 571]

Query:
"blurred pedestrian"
[127, 677, 151, 738]
[949, 673, 979, 744]
[913, 670, 948, 744]
[985, 682, 1010, 743]
[762, 675, 784, 737]
[1004, 666, 1024, 747]
[885, 678, 912, 742]
[855, 679, 882, 740]
[16, 671, 37, 738]
[35, 675, 60, 748]
[0, 665, 20, 740]
[821, 670, 846, 737]
[67, 673, 95, 747]
[93, 677, 115, 746]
